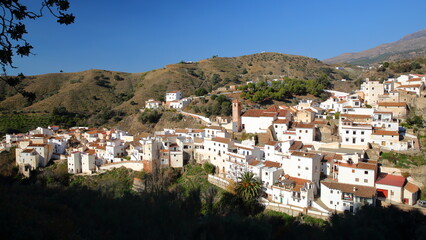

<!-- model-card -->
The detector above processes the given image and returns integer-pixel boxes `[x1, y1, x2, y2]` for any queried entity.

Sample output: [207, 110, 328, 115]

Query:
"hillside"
[324, 28, 426, 65]
[0, 52, 350, 117]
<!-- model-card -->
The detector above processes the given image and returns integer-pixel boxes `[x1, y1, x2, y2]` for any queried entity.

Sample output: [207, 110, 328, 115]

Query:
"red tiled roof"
[378, 102, 406, 107]
[289, 141, 303, 150]
[372, 130, 399, 136]
[263, 160, 281, 168]
[273, 119, 290, 124]
[211, 137, 231, 144]
[321, 179, 376, 198]
[291, 151, 317, 158]
[293, 122, 314, 129]
[404, 182, 419, 193]
[396, 84, 421, 88]
[242, 109, 265, 117]
[265, 140, 278, 146]
[376, 173, 405, 187]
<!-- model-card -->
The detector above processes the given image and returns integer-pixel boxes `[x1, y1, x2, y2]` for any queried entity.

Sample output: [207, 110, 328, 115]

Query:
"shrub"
[139, 110, 162, 124]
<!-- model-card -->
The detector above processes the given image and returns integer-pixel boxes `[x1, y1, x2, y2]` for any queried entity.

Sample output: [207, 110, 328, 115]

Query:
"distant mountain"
[324, 28, 426, 65]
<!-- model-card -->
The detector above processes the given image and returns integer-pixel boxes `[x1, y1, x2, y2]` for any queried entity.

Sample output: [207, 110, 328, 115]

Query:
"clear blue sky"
[9, 0, 426, 75]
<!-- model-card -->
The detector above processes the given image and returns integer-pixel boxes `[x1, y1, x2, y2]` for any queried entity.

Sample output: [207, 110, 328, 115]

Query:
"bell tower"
[232, 99, 242, 132]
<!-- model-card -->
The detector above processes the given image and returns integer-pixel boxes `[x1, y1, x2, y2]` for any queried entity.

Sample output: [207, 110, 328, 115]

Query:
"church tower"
[232, 99, 242, 132]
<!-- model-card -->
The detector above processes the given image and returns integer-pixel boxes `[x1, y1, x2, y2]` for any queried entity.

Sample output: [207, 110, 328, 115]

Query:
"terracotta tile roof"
[167, 90, 180, 93]
[273, 119, 290, 124]
[31, 134, 46, 138]
[337, 161, 377, 170]
[22, 148, 35, 153]
[404, 182, 420, 193]
[289, 141, 303, 150]
[376, 173, 405, 187]
[396, 84, 422, 88]
[407, 78, 422, 82]
[312, 120, 328, 125]
[293, 122, 314, 129]
[242, 109, 265, 117]
[377, 102, 406, 107]
[265, 105, 279, 112]
[372, 130, 399, 136]
[263, 160, 281, 168]
[84, 149, 96, 155]
[321, 179, 376, 198]
[194, 138, 203, 143]
[278, 110, 290, 117]
[28, 144, 47, 147]
[211, 137, 232, 144]
[248, 159, 261, 166]
[265, 140, 278, 146]
[291, 151, 317, 158]
[205, 126, 223, 130]
[260, 112, 278, 117]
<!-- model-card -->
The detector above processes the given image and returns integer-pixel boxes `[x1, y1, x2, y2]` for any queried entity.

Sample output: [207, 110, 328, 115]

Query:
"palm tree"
[235, 172, 261, 201]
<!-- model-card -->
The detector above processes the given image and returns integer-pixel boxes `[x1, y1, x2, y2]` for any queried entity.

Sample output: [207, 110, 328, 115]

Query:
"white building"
[166, 91, 182, 102]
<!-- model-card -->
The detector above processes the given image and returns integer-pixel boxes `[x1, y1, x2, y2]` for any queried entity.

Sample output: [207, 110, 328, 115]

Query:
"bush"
[195, 88, 208, 96]
[203, 162, 215, 175]
[139, 110, 162, 124]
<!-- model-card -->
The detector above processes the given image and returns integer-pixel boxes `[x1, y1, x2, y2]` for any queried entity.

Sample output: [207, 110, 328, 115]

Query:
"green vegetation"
[380, 152, 426, 168]
[192, 94, 232, 117]
[194, 87, 208, 96]
[139, 109, 163, 124]
[235, 172, 261, 201]
[401, 115, 424, 129]
[70, 167, 136, 198]
[0, 113, 51, 136]
[239, 77, 330, 103]
[0, 158, 425, 239]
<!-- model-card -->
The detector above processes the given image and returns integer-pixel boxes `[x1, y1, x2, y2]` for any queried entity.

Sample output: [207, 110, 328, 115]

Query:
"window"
[330, 190, 333, 193]
[346, 130, 349, 134]
[298, 166, 301, 169]
[352, 169, 355, 173]
[364, 171, 368, 174]
[305, 167, 309, 170]
[330, 201, 333, 204]
[353, 131, 356, 135]
[355, 178, 359, 182]
[305, 130, 308, 133]
[361, 139, 365, 142]
[361, 131, 364, 135]
[391, 191, 394, 196]
[364, 179, 368, 183]
[265, 172, 268, 175]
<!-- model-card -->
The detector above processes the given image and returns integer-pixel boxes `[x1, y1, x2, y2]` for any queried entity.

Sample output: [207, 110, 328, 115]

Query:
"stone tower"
[232, 99, 242, 132]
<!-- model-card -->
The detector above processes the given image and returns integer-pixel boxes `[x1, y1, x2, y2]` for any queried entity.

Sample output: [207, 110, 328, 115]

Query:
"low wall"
[208, 174, 230, 189]
[100, 161, 144, 171]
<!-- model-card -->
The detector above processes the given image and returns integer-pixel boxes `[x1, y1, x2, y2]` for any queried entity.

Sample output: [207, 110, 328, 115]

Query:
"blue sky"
[9, 0, 426, 75]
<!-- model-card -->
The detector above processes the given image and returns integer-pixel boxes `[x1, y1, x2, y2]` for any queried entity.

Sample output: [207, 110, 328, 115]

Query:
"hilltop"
[0, 53, 352, 131]
[324, 28, 426, 65]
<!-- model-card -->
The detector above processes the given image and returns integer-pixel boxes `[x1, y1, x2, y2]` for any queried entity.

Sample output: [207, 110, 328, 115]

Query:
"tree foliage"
[235, 171, 261, 201]
[0, 0, 75, 102]
[139, 110, 162, 124]
[239, 77, 329, 102]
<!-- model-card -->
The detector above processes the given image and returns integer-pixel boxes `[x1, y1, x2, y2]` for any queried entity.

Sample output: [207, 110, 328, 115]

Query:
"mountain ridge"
[324, 28, 426, 65]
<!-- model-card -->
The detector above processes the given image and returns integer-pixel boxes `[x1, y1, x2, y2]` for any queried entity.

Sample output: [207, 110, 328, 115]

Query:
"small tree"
[235, 172, 261, 201]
